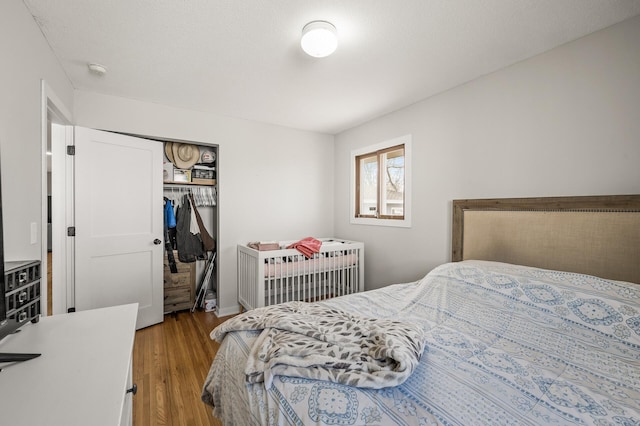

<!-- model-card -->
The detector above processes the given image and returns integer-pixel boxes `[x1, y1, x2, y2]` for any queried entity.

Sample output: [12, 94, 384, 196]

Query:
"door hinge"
[67, 145, 75, 155]
[67, 226, 76, 237]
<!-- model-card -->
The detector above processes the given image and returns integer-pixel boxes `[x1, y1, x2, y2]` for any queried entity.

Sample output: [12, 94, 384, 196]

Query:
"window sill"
[350, 216, 411, 228]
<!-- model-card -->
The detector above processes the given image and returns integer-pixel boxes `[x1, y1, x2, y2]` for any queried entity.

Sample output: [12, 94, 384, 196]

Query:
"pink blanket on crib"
[286, 237, 322, 258]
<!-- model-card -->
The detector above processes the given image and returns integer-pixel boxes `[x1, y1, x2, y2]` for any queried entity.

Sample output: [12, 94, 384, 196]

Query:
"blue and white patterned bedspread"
[202, 261, 640, 425]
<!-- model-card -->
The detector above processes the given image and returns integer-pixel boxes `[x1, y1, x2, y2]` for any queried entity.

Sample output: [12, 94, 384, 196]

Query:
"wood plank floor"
[132, 310, 233, 426]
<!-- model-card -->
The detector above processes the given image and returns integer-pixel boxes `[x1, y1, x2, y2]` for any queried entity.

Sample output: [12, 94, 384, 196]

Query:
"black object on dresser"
[0, 260, 41, 364]
[4, 261, 41, 326]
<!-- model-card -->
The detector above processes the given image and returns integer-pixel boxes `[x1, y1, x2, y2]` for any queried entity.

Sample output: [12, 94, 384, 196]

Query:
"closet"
[70, 128, 218, 328]
[162, 142, 218, 314]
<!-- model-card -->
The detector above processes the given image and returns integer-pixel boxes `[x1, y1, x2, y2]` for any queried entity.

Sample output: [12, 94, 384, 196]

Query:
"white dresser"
[0, 303, 138, 426]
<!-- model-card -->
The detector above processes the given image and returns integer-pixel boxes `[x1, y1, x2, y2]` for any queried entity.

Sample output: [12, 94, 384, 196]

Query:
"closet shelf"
[164, 180, 216, 187]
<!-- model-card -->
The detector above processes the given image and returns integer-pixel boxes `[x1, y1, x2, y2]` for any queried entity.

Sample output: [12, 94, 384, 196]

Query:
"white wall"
[0, 0, 73, 261]
[334, 15, 640, 290]
[74, 91, 334, 315]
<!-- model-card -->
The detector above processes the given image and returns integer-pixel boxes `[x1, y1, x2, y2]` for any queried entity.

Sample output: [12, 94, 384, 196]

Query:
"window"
[356, 145, 405, 219]
[351, 135, 411, 228]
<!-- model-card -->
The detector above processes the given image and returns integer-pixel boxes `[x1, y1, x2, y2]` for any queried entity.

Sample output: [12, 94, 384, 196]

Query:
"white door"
[74, 127, 164, 329]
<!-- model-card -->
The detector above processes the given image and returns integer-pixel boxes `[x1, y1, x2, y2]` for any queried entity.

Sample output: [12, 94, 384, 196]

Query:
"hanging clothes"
[163, 198, 178, 273]
[175, 194, 205, 263]
[189, 196, 200, 235]
[163, 184, 216, 207]
[190, 192, 216, 252]
[164, 198, 177, 228]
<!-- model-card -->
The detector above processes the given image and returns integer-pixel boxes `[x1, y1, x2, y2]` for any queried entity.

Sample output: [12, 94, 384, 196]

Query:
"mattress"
[263, 253, 358, 278]
[202, 260, 640, 425]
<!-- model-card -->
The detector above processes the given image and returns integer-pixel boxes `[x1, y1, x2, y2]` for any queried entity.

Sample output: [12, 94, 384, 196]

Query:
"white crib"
[237, 238, 364, 310]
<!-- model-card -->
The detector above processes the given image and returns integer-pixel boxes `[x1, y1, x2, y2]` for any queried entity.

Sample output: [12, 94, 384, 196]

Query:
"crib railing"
[237, 238, 364, 310]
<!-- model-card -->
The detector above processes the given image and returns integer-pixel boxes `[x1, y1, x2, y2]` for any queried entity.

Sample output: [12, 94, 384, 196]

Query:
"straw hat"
[171, 143, 200, 169]
[164, 143, 175, 163]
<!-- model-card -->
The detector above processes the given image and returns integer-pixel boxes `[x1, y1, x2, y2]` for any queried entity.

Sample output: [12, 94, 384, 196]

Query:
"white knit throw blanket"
[210, 301, 426, 389]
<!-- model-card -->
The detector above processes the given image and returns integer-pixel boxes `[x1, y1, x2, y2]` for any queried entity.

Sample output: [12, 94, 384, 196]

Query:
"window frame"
[350, 135, 412, 228]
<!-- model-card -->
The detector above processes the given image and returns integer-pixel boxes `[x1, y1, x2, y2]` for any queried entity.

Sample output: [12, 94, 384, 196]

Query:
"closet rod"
[163, 183, 215, 188]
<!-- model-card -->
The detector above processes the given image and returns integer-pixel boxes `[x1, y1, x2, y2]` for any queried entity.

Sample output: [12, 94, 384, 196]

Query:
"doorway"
[42, 81, 73, 316]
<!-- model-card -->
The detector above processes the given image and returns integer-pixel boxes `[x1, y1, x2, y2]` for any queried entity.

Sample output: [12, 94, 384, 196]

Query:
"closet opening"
[121, 134, 219, 316]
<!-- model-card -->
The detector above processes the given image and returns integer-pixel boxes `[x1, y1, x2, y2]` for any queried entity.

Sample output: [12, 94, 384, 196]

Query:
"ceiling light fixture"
[87, 62, 107, 75]
[301, 21, 338, 58]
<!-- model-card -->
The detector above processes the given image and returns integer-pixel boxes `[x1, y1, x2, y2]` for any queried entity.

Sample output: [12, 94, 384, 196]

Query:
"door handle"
[153, 239, 162, 245]
[127, 384, 138, 395]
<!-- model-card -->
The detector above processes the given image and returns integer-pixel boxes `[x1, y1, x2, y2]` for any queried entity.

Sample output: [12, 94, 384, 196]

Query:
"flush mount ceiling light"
[301, 21, 338, 58]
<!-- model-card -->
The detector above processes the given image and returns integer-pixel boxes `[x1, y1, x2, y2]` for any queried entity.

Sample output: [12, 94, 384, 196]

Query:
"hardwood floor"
[133, 310, 233, 426]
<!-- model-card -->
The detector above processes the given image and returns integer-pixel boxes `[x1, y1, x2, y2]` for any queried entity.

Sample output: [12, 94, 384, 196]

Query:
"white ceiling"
[24, 0, 640, 135]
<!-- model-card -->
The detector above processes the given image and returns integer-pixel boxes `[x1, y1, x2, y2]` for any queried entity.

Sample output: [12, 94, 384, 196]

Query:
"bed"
[237, 238, 364, 310]
[203, 195, 640, 425]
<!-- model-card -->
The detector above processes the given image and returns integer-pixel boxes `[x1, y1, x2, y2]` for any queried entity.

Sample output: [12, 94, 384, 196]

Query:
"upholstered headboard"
[452, 195, 640, 284]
